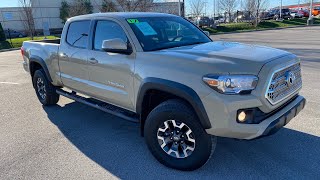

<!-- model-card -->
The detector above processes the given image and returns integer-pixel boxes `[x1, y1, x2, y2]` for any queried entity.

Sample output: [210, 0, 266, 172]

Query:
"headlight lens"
[203, 75, 258, 94]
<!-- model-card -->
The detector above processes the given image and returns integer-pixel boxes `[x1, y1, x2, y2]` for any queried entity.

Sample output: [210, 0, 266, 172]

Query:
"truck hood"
[157, 41, 292, 74]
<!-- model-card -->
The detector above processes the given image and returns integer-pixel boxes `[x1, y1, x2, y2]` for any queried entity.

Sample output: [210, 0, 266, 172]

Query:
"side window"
[94, 20, 128, 50]
[66, 21, 90, 48]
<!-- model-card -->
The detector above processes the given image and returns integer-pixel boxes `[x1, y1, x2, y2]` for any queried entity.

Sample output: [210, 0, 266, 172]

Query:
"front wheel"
[32, 69, 59, 106]
[144, 99, 216, 171]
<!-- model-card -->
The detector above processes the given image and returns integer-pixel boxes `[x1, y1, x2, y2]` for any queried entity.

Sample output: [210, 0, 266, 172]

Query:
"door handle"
[89, 58, 98, 64]
[60, 52, 68, 58]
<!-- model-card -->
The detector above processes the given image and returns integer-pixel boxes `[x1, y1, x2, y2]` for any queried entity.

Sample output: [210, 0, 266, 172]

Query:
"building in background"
[274, 2, 320, 10]
[0, 0, 103, 33]
[0, 0, 184, 34]
[0, 7, 26, 31]
[152, 1, 184, 17]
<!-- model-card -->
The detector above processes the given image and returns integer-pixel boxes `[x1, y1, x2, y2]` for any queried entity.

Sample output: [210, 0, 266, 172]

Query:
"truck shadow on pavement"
[44, 102, 320, 179]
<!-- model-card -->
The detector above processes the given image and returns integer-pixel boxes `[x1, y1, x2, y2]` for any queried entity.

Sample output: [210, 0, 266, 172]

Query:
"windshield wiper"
[151, 42, 207, 51]
[182, 41, 207, 46]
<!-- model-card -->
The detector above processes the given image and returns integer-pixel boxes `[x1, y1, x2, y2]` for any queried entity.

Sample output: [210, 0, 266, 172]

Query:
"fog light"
[238, 111, 247, 122]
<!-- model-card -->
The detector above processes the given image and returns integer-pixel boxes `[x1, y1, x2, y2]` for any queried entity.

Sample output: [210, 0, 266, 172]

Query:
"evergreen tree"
[0, 23, 5, 41]
[83, 0, 93, 14]
[59, 1, 70, 24]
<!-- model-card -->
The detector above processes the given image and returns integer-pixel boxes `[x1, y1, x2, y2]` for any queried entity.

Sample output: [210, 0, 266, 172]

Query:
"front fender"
[136, 78, 212, 129]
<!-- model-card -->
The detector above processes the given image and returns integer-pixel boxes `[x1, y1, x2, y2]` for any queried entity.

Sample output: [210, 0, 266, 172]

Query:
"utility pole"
[307, 0, 314, 25]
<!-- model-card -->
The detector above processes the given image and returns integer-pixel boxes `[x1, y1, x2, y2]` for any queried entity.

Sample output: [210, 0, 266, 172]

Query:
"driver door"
[86, 19, 135, 111]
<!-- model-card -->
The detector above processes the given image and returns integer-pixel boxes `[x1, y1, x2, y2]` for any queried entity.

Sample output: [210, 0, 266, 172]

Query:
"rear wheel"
[32, 69, 59, 105]
[144, 99, 216, 171]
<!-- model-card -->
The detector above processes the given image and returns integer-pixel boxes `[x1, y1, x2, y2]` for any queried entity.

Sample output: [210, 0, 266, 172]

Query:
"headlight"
[203, 75, 258, 94]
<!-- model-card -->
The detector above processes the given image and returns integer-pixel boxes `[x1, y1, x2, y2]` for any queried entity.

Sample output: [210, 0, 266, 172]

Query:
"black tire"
[144, 99, 216, 171]
[32, 69, 59, 106]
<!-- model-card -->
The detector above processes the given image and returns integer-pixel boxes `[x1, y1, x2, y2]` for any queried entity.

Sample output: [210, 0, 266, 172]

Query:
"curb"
[0, 48, 20, 53]
[210, 24, 320, 35]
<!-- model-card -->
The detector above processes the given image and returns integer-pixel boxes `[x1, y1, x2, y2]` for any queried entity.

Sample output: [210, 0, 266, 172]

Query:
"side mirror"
[204, 31, 210, 36]
[102, 38, 132, 55]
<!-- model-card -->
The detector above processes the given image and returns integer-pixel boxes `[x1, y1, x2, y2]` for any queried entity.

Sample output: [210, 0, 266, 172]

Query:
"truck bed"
[27, 38, 61, 44]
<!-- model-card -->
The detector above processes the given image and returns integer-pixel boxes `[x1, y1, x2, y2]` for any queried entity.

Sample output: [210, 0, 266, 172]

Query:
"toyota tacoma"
[21, 13, 306, 171]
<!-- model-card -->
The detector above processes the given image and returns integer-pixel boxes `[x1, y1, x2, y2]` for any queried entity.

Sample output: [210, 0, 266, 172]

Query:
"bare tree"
[255, 0, 268, 26]
[219, 0, 238, 22]
[190, 0, 205, 17]
[116, 0, 154, 12]
[242, 0, 255, 17]
[138, 0, 154, 12]
[19, 0, 35, 39]
[69, 0, 93, 17]
[243, 0, 268, 26]
[100, 0, 118, 12]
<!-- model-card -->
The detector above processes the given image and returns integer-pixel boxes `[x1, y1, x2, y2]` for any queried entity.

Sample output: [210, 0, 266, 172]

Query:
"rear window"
[66, 21, 91, 48]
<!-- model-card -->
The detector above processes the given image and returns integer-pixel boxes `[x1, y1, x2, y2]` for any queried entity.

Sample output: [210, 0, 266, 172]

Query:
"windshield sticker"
[127, 19, 139, 24]
[135, 22, 157, 36]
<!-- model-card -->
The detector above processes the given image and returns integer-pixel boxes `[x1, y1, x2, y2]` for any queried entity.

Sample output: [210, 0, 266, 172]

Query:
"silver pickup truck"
[22, 12, 306, 171]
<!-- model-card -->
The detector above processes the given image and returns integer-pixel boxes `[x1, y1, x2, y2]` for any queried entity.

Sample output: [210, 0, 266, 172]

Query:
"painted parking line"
[0, 82, 20, 85]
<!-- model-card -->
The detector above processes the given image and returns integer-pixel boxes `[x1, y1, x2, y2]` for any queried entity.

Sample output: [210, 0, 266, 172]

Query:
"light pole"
[204, 1, 208, 17]
[178, 0, 181, 16]
[214, 0, 216, 19]
[307, 0, 314, 25]
[280, 0, 282, 20]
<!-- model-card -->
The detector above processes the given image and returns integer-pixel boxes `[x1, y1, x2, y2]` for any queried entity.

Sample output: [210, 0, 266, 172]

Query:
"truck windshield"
[126, 17, 211, 51]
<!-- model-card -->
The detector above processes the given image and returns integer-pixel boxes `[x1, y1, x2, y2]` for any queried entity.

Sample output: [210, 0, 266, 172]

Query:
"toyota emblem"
[285, 71, 296, 87]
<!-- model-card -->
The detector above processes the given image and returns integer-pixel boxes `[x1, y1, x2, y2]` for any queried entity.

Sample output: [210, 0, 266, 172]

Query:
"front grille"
[266, 63, 302, 105]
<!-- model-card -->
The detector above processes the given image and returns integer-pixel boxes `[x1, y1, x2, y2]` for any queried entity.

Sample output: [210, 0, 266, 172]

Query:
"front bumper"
[203, 93, 306, 140]
[259, 96, 305, 138]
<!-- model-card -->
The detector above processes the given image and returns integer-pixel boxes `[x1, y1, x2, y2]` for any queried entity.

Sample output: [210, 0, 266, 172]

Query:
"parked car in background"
[198, 16, 212, 27]
[290, 10, 303, 18]
[275, 8, 291, 19]
[265, 8, 291, 20]
[4, 30, 26, 38]
[214, 16, 225, 23]
[298, 10, 309, 17]
[264, 9, 278, 20]
[313, 7, 320, 16]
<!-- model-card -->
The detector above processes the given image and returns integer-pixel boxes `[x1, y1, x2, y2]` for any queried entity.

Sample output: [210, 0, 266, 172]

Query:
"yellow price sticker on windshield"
[127, 19, 139, 24]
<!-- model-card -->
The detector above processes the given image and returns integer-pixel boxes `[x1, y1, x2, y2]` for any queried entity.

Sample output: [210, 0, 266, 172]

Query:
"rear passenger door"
[59, 20, 91, 93]
[86, 19, 135, 111]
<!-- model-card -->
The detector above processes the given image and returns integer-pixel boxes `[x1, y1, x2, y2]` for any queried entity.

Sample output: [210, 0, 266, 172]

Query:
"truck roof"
[68, 12, 177, 21]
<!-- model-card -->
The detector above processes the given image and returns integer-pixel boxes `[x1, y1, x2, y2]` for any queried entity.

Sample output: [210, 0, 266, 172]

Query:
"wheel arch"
[29, 55, 53, 83]
[136, 78, 212, 135]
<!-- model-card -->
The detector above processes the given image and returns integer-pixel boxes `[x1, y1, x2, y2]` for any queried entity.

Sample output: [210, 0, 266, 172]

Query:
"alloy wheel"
[36, 77, 46, 100]
[157, 120, 196, 159]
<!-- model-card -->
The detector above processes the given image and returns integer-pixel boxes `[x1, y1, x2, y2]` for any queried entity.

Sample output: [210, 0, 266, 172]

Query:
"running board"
[56, 89, 139, 123]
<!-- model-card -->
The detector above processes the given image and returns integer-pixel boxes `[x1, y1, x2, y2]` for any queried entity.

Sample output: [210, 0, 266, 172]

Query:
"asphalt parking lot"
[0, 26, 319, 180]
